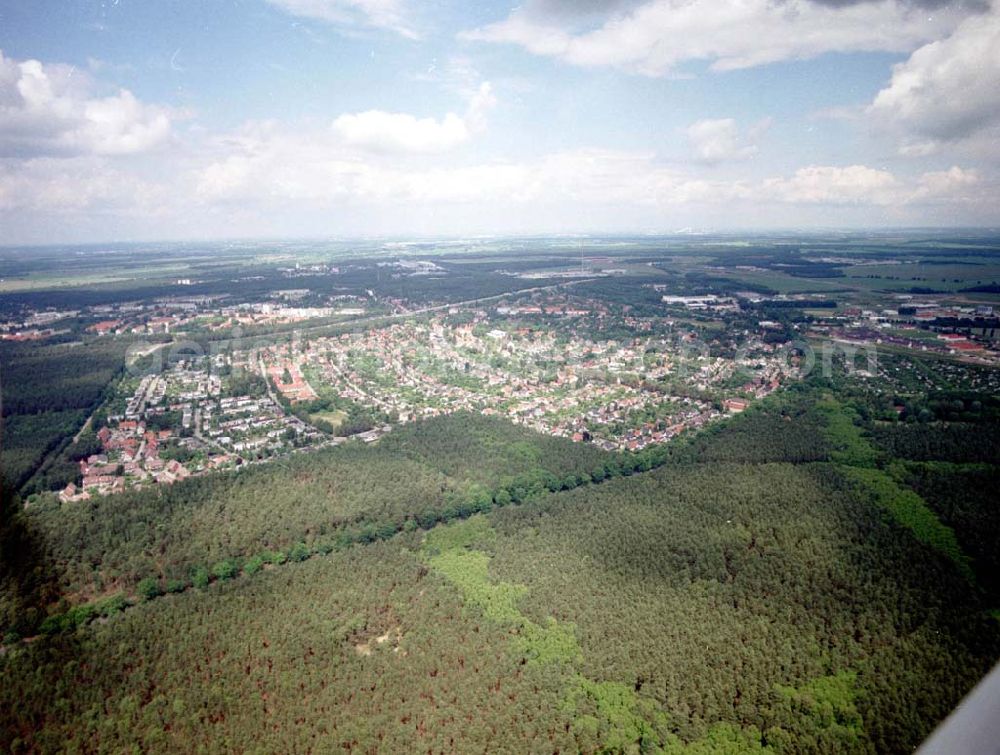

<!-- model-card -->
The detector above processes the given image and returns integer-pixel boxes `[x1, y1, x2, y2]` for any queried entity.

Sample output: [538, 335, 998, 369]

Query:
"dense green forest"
[870, 423, 1000, 463]
[895, 462, 1000, 604]
[5, 413, 612, 627]
[0, 339, 128, 492]
[2, 377, 998, 753]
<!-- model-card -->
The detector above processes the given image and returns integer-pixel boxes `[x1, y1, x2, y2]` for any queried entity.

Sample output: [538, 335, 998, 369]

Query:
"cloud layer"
[190, 123, 984, 212]
[0, 51, 173, 158]
[332, 82, 495, 153]
[868, 5, 1000, 154]
[0, 12, 997, 244]
[463, 0, 976, 75]
[686, 118, 768, 163]
[265, 0, 418, 38]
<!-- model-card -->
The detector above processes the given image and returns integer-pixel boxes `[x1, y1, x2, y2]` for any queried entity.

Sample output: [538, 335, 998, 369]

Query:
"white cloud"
[686, 118, 768, 162]
[4, 128, 992, 238]
[195, 119, 518, 204]
[868, 4, 1000, 154]
[331, 82, 495, 153]
[194, 119, 987, 213]
[0, 50, 174, 158]
[333, 110, 469, 153]
[195, 122, 361, 203]
[759, 163, 984, 205]
[194, 125, 701, 206]
[761, 164, 901, 204]
[910, 165, 980, 201]
[0, 156, 167, 213]
[265, 0, 418, 38]
[462, 0, 976, 76]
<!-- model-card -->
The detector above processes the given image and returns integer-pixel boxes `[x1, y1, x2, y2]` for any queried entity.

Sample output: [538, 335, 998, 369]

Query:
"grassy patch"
[816, 398, 879, 468]
[563, 675, 776, 755]
[841, 467, 974, 582]
[562, 676, 674, 752]
[422, 516, 581, 665]
[766, 671, 867, 753]
[308, 409, 346, 429]
[427, 549, 528, 624]
[422, 516, 786, 753]
[816, 398, 973, 581]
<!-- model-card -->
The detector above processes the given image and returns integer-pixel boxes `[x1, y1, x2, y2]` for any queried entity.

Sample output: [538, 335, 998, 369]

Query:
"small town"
[8, 267, 993, 504]
[278, 312, 791, 451]
[57, 306, 794, 501]
[59, 356, 328, 502]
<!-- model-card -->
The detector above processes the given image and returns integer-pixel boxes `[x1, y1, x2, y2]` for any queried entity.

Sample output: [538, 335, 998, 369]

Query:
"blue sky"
[0, 0, 998, 242]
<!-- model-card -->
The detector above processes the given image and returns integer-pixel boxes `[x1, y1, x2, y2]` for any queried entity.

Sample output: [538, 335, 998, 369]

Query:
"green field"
[308, 408, 347, 429]
[715, 269, 851, 293]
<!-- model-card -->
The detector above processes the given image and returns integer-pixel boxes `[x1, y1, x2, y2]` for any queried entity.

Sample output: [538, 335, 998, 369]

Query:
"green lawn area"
[885, 328, 942, 342]
[309, 409, 347, 429]
[841, 262, 1000, 292]
[716, 269, 850, 293]
[0, 264, 197, 292]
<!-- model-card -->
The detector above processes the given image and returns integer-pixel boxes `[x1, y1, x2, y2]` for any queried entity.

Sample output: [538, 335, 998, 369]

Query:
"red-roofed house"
[724, 398, 749, 413]
[951, 341, 983, 352]
[88, 320, 122, 335]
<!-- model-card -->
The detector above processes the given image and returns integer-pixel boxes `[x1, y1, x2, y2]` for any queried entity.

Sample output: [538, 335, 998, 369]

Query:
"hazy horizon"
[4, 227, 1000, 252]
